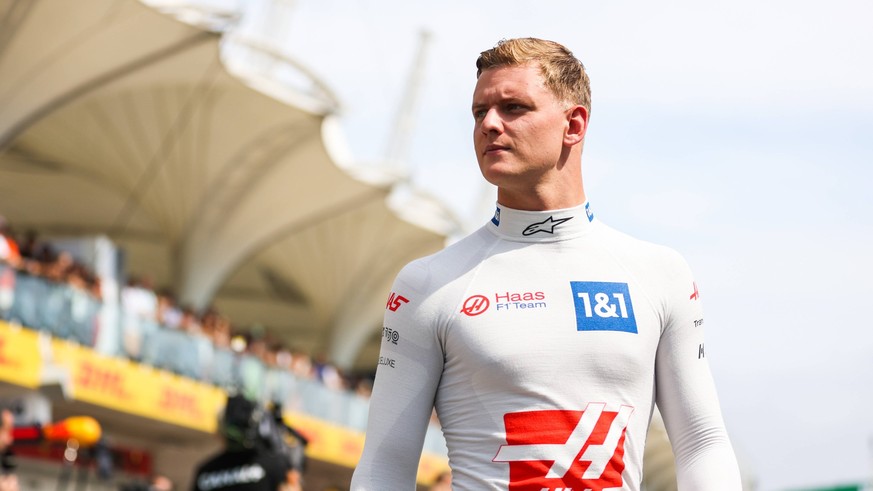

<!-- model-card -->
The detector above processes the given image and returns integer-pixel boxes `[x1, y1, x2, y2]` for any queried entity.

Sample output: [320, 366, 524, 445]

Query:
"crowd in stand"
[120, 278, 374, 397]
[1, 215, 373, 399]
[1, 219, 102, 301]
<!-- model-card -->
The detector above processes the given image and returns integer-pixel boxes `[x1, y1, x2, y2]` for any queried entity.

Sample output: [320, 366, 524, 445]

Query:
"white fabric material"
[351, 203, 741, 490]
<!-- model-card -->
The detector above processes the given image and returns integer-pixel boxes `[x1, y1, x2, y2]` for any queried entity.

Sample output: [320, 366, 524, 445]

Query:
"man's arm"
[350, 265, 445, 490]
[654, 251, 743, 489]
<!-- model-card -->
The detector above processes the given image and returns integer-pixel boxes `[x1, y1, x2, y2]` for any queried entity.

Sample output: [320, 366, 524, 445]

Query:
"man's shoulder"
[597, 221, 686, 258]
[396, 225, 492, 282]
[593, 222, 693, 279]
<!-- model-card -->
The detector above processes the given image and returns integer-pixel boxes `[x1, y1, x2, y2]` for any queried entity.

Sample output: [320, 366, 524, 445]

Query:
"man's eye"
[506, 103, 525, 112]
[473, 110, 487, 120]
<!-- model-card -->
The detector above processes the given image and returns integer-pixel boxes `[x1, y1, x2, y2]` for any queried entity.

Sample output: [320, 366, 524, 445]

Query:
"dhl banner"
[49, 339, 226, 432]
[1, 322, 447, 473]
[0, 321, 43, 388]
[284, 411, 449, 485]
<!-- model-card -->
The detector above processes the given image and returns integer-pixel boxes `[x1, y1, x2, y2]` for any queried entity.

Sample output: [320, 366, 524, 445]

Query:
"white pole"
[383, 29, 432, 178]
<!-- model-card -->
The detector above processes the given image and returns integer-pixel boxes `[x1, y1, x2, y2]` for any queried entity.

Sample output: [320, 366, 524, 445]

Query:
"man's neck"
[487, 201, 597, 242]
[496, 187, 586, 211]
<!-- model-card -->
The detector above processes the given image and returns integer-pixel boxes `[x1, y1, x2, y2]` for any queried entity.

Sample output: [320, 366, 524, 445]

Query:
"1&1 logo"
[570, 281, 637, 333]
[493, 403, 634, 490]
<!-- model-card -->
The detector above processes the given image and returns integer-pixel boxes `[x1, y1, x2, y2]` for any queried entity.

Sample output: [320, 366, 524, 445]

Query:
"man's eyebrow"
[472, 95, 525, 110]
[501, 96, 526, 105]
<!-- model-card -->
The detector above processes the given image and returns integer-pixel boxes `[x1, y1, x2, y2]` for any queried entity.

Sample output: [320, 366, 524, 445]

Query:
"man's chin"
[479, 161, 520, 184]
[479, 170, 506, 188]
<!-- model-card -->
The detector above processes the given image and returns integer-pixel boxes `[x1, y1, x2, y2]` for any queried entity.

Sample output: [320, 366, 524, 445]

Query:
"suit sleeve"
[654, 250, 743, 489]
[350, 262, 445, 490]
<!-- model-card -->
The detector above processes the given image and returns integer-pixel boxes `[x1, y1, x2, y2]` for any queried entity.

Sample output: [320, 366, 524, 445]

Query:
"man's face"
[472, 63, 571, 191]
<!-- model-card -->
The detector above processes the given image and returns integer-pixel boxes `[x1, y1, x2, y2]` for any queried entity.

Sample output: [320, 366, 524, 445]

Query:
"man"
[192, 396, 299, 491]
[350, 38, 741, 490]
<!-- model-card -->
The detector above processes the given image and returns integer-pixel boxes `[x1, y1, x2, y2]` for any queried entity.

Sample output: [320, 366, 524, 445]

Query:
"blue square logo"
[570, 281, 638, 333]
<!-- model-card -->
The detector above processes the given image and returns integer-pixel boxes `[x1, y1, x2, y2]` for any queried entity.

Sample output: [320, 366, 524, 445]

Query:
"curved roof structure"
[0, 0, 454, 370]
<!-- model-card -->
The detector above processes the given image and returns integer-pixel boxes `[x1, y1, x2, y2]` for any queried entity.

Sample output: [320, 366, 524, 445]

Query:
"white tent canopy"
[0, 0, 454, 370]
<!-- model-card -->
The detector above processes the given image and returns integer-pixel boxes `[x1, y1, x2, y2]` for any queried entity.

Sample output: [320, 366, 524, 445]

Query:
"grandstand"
[0, 0, 454, 488]
[0, 1, 730, 490]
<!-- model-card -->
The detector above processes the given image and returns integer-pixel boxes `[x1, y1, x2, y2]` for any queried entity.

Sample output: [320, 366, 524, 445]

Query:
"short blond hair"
[476, 38, 591, 114]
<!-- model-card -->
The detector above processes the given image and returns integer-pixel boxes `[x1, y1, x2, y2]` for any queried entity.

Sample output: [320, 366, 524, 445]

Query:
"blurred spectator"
[211, 314, 233, 350]
[121, 277, 158, 359]
[0, 268, 12, 321]
[0, 217, 21, 269]
[354, 378, 373, 400]
[15, 230, 38, 261]
[180, 307, 204, 336]
[0, 409, 18, 491]
[262, 343, 278, 368]
[23, 240, 52, 277]
[246, 324, 268, 361]
[428, 470, 451, 491]
[230, 334, 247, 354]
[183, 307, 214, 379]
[0, 216, 397, 408]
[0, 223, 102, 333]
[66, 264, 100, 344]
[149, 474, 173, 491]
[312, 353, 344, 391]
[289, 349, 312, 380]
[66, 264, 88, 291]
[0, 216, 18, 320]
[43, 250, 73, 283]
[156, 290, 182, 329]
[200, 308, 218, 341]
[273, 345, 292, 371]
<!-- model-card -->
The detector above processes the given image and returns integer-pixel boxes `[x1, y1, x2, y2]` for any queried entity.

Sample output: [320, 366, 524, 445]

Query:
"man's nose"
[480, 108, 502, 133]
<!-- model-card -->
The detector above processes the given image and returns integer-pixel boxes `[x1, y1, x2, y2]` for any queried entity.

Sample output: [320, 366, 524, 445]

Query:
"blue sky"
[235, 0, 873, 488]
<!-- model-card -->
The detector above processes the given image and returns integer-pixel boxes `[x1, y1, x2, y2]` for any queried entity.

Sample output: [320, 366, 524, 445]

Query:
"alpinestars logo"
[523, 216, 572, 236]
[493, 403, 634, 490]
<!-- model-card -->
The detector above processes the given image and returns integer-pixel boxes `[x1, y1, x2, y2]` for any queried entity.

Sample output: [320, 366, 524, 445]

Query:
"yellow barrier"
[0, 321, 42, 388]
[49, 338, 226, 432]
[0, 321, 448, 481]
[284, 411, 449, 485]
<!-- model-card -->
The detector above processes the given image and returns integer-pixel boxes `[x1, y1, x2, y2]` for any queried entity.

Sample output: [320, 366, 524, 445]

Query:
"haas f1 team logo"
[493, 403, 634, 490]
[461, 295, 490, 316]
[386, 292, 409, 312]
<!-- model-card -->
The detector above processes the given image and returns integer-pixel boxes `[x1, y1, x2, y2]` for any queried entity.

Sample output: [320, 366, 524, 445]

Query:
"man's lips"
[484, 144, 509, 155]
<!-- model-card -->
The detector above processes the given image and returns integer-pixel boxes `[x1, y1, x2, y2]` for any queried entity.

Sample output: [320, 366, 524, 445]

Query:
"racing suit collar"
[486, 202, 596, 242]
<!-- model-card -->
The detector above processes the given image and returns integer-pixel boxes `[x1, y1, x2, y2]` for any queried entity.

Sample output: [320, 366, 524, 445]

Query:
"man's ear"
[564, 105, 588, 146]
